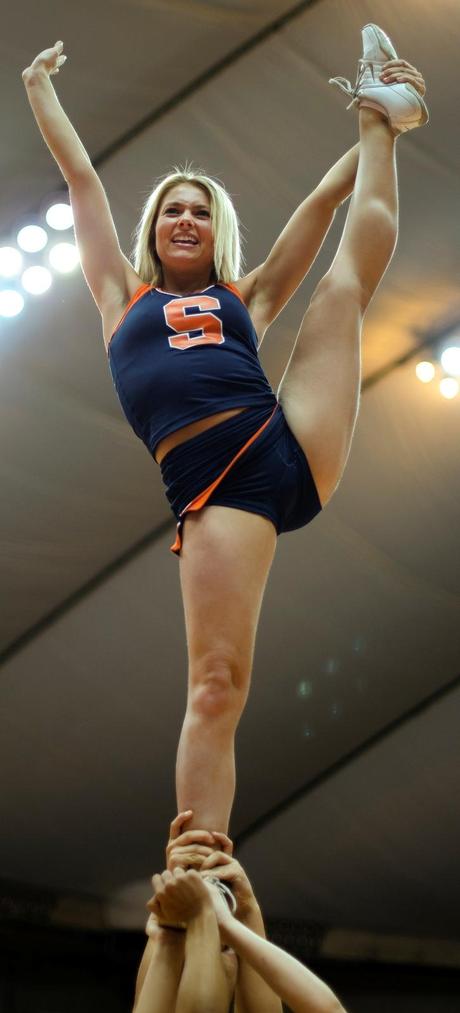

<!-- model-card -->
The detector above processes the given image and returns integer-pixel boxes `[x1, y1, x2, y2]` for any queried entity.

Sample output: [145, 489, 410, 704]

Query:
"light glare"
[46, 202, 74, 230]
[440, 377, 459, 400]
[0, 289, 25, 317]
[440, 346, 460, 377]
[49, 242, 79, 273]
[0, 246, 23, 278]
[22, 266, 53, 295]
[415, 361, 435, 383]
[17, 225, 48, 253]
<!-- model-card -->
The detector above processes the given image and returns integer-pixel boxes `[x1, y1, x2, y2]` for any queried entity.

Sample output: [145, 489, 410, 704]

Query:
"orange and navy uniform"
[107, 282, 277, 461]
[108, 280, 321, 555]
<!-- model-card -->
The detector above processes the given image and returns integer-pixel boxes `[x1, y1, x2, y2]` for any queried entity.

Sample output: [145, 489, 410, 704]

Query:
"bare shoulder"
[101, 256, 146, 350]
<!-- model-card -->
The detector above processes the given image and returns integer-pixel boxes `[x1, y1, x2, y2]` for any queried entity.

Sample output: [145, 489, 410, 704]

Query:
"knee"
[188, 652, 248, 723]
[313, 265, 375, 314]
[312, 269, 363, 307]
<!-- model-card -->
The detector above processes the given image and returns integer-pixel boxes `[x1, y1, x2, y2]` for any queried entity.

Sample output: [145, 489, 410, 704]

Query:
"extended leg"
[278, 107, 398, 505]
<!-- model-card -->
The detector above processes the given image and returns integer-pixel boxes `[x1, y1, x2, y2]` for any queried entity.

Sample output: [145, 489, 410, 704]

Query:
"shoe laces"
[330, 58, 387, 109]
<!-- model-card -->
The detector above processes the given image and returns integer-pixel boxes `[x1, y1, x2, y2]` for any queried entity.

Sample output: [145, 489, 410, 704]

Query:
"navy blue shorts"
[159, 402, 322, 555]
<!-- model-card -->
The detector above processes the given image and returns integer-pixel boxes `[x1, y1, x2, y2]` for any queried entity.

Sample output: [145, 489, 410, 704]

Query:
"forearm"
[176, 906, 230, 1013]
[221, 917, 345, 1013]
[134, 932, 184, 1013]
[315, 143, 360, 209]
[235, 903, 283, 1013]
[22, 67, 92, 183]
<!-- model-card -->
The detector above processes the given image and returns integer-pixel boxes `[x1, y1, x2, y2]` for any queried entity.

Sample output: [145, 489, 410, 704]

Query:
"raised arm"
[148, 869, 234, 1013]
[200, 842, 283, 1013]
[206, 881, 346, 1013]
[240, 57, 426, 341]
[238, 144, 360, 341]
[22, 41, 140, 338]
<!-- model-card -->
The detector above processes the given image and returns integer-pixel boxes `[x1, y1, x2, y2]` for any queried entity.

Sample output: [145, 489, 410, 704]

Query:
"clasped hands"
[146, 810, 255, 934]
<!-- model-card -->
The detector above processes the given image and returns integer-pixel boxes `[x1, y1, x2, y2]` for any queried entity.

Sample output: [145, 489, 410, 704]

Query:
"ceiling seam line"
[233, 669, 460, 848]
[362, 318, 460, 391]
[0, 519, 172, 669]
[79, 0, 325, 173]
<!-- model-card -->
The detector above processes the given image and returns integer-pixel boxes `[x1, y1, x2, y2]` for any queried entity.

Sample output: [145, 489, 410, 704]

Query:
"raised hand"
[23, 40, 67, 79]
[166, 810, 232, 871]
[380, 59, 426, 96]
[200, 842, 257, 920]
[148, 867, 214, 926]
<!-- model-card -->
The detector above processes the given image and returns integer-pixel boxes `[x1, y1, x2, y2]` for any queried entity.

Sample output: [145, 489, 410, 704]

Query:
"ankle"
[359, 105, 396, 140]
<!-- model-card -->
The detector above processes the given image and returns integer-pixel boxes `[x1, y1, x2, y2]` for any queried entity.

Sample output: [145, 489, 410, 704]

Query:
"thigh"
[179, 505, 277, 693]
[277, 273, 363, 505]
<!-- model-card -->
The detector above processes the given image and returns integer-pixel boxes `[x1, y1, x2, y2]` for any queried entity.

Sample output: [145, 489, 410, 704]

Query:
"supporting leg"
[176, 506, 277, 833]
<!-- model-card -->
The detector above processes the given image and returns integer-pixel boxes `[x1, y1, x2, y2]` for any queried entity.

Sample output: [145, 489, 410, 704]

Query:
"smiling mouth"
[172, 237, 198, 245]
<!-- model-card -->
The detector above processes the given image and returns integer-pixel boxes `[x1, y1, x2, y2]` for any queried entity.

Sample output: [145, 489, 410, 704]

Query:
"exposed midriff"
[154, 407, 248, 465]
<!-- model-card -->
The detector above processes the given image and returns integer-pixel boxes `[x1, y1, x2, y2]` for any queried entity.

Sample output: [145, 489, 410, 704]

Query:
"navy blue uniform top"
[108, 281, 278, 459]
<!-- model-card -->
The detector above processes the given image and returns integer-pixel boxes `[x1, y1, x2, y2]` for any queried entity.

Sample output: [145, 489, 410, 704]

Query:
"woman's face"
[154, 182, 214, 280]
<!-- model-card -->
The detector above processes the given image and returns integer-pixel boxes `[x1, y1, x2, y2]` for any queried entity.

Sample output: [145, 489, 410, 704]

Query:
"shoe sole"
[359, 90, 429, 131]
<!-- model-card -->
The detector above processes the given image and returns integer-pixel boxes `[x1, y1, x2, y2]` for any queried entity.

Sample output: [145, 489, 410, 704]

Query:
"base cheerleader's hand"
[148, 868, 213, 926]
[23, 40, 67, 80]
[200, 844, 258, 921]
[166, 810, 233, 872]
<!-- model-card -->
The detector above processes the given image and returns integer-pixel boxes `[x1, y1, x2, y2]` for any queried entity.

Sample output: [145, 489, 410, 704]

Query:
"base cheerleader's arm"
[204, 876, 347, 1013]
[200, 844, 283, 1013]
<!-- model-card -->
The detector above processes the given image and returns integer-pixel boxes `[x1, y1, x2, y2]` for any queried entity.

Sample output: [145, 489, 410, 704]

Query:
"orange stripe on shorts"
[170, 404, 278, 553]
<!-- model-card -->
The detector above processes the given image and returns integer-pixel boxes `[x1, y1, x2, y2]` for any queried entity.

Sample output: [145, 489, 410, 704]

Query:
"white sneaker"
[329, 23, 429, 134]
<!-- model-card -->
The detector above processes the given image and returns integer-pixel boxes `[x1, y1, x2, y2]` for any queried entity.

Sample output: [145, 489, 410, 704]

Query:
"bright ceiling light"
[17, 225, 48, 253]
[49, 242, 79, 273]
[415, 361, 435, 383]
[0, 246, 23, 278]
[0, 289, 25, 317]
[21, 266, 53, 295]
[439, 377, 459, 400]
[45, 202, 74, 230]
[440, 345, 460, 377]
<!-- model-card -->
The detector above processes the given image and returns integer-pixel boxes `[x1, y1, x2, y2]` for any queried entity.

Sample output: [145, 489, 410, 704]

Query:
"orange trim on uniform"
[109, 284, 151, 344]
[221, 282, 246, 306]
[170, 404, 278, 553]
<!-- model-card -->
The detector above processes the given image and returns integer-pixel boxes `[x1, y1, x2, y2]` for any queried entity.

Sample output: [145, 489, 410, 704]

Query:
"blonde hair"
[132, 166, 243, 286]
